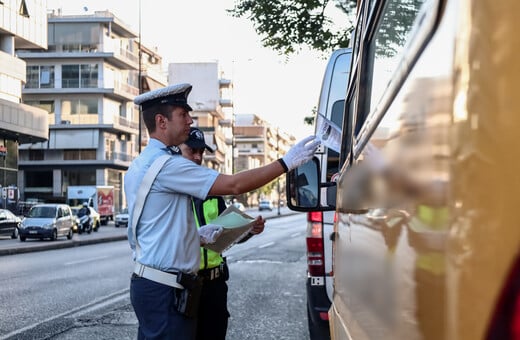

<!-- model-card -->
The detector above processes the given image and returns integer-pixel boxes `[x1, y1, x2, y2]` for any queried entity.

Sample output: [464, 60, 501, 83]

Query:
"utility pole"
[277, 128, 281, 216]
[137, 0, 142, 153]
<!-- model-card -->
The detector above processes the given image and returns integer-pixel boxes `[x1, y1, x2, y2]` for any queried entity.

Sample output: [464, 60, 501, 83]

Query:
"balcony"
[17, 42, 139, 70]
[0, 99, 48, 143]
[23, 80, 139, 101]
[219, 99, 233, 107]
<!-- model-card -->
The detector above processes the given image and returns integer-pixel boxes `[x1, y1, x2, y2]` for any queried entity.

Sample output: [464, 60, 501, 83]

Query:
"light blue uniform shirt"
[124, 138, 219, 274]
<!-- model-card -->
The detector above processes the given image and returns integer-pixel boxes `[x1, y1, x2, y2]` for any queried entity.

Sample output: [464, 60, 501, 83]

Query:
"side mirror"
[286, 158, 321, 211]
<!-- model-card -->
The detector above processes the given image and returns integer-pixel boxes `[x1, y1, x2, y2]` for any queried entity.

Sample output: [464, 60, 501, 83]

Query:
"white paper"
[203, 205, 255, 253]
[315, 113, 342, 153]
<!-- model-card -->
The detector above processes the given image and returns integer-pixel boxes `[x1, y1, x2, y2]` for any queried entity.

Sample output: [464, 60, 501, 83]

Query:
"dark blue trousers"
[130, 274, 196, 340]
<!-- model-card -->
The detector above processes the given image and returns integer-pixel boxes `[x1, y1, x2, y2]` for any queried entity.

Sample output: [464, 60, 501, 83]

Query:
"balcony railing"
[57, 114, 99, 125]
[105, 151, 134, 163]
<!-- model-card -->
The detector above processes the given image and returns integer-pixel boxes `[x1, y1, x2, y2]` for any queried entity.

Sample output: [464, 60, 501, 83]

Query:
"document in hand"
[203, 205, 256, 253]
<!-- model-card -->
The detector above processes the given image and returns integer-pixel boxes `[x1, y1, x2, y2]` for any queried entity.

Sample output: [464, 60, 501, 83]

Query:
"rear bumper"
[306, 277, 331, 325]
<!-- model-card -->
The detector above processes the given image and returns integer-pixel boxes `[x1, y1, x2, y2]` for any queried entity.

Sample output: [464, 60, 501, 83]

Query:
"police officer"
[180, 127, 265, 340]
[125, 83, 319, 340]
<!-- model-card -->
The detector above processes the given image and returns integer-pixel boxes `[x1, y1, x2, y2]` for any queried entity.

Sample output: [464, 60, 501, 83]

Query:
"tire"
[93, 221, 100, 232]
[115, 223, 120, 228]
[51, 229, 58, 241]
[66, 229, 72, 240]
[20, 235, 26, 242]
[11, 227, 18, 239]
[307, 305, 331, 340]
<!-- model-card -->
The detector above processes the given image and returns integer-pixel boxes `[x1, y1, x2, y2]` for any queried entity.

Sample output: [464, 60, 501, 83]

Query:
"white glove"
[198, 224, 224, 245]
[282, 135, 320, 171]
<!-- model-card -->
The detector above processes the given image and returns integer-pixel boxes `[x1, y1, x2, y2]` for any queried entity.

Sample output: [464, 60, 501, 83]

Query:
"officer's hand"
[199, 224, 224, 245]
[282, 135, 320, 171]
[250, 216, 265, 235]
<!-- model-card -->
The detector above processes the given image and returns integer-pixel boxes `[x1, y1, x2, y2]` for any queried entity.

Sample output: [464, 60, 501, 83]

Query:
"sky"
[45, 0, 345, 139]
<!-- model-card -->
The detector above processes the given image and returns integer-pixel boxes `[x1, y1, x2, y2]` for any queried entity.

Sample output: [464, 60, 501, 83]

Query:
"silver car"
[19, 204, 74, 241]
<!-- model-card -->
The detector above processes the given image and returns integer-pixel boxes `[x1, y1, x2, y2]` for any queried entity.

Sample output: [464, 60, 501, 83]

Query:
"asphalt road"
[0, 211, 310, 340]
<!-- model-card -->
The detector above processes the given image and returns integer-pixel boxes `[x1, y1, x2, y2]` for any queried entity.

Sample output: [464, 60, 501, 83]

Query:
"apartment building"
[18, 10, 166, 210]
[0, 0, 48, 209]
[234, 114, 294, 205]
[168, 62, 232, 173]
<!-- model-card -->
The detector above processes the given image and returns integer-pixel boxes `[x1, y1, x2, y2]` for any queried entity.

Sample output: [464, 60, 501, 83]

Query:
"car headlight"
[42, 223, 54, 229]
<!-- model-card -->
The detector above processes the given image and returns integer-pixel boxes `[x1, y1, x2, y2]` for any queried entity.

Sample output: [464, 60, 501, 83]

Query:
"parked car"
[258, 200, 273, 211]
[114, 208, 129, 228]
[18, 204, 74, 241]
[0, 209, 21, 239]
[71, 206, 101, 232]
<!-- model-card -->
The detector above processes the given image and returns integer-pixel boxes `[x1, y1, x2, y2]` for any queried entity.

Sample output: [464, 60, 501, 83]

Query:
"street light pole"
[277, 128, 281, 216]
[137, 0, 142, 153]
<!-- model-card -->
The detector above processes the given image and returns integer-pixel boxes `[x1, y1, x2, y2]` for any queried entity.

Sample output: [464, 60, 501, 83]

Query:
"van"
[287, 0, 520, 339]
[304, 48, 352, 339]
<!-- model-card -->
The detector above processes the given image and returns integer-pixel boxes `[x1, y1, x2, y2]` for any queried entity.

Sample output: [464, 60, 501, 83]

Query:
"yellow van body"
[328, 0, 520, 339]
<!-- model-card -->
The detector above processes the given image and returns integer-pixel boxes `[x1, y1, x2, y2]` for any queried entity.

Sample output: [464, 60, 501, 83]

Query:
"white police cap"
[134, 83, 193, 111]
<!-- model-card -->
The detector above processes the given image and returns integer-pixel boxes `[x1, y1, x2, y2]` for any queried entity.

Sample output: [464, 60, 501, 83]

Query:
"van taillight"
[486, 255, 520, 340]
[306, 212, 325, 276]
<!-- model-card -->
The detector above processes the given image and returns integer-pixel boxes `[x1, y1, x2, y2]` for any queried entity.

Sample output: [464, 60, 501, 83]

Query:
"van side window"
[326, 100, 345, 181]
[366, 0, 425, 113]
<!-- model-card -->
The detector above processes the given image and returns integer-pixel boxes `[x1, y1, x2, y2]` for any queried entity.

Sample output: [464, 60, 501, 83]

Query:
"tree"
[228, 0, 357, 55]
[304, 106, 317, 126]
[229, 0, 425, 58]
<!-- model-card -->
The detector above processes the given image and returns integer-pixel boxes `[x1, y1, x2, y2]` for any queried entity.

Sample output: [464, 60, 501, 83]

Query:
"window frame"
[340, 0, 445, 163]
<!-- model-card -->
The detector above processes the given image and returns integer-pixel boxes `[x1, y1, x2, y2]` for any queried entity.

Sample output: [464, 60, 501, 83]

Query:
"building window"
[62, 64, 98, 88]
[25, 66, 55, 88]
[61, 99, 97, 114]
[64, 149, 96, 160]
[24, 100, 55, 114]
[29, 150, 44, 161]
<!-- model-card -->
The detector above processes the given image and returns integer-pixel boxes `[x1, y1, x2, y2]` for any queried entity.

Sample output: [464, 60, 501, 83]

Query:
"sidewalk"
[0, 207, 299, 256]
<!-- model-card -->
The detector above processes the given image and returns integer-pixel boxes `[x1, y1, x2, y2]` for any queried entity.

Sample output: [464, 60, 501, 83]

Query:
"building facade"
[18, 10, 166, 211]
[0, 0, 49, 210]
[168, 62, 232, 173]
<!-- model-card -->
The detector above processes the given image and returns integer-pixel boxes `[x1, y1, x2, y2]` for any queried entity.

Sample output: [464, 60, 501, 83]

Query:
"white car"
[115, 208, 129, 228]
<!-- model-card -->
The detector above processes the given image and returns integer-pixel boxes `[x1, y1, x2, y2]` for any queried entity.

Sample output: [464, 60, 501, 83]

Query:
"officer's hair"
[142, 104, 174, 133]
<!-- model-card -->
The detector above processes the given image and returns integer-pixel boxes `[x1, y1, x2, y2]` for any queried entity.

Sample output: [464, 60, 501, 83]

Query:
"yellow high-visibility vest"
[192, 198, 224, 270]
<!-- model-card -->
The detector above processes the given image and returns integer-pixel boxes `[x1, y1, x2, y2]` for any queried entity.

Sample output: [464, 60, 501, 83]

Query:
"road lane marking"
[65, 255, 109, 266]
[290, 232, 300, 237]
[0, 288, 129, 340]
[258, 241, 275, 249]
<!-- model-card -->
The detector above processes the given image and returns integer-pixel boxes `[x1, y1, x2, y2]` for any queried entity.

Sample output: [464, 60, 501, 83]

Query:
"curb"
[0, 234, 128, 256]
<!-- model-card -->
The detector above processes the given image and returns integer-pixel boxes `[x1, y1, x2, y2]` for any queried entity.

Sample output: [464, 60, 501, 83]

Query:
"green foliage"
[228, 0, 356, 55]
[304, 106, 317, 126]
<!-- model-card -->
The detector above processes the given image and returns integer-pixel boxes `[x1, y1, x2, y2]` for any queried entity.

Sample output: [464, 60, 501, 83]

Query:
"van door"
[331, 0, 446, 339]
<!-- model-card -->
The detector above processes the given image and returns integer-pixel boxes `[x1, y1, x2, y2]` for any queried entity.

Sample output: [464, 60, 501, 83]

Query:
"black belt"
[199, 263, 227, 281]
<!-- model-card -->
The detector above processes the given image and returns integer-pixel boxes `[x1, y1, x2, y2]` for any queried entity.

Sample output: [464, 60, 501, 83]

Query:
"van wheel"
[67, 229, 72, 240]
[51, 229, 58, 241]
[11, 227, 18, 239]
